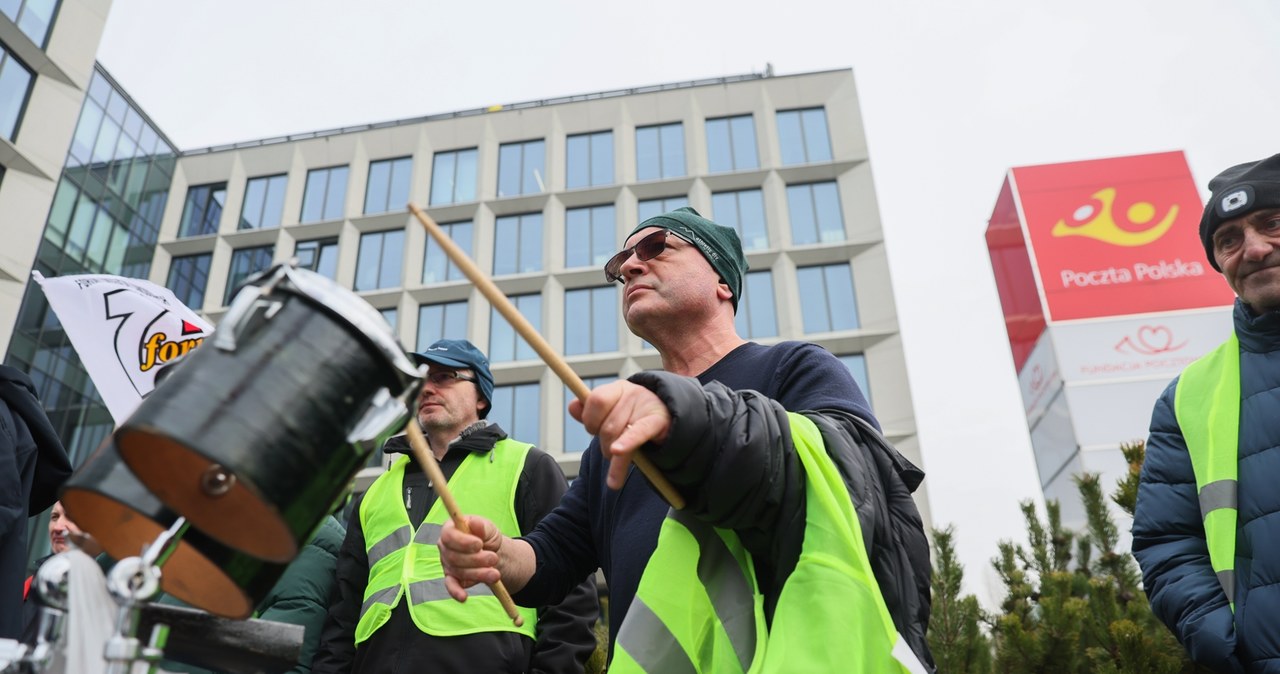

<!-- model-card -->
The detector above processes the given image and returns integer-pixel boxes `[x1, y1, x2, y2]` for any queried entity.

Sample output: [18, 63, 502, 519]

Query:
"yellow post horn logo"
[1051, 188, 1177, 247]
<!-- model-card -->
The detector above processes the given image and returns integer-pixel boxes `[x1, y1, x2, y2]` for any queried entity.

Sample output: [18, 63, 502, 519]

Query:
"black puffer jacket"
[634, 370, 934, 670]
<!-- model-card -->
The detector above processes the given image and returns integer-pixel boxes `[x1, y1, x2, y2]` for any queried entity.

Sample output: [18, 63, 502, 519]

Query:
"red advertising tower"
[986, 151, 1234, 524]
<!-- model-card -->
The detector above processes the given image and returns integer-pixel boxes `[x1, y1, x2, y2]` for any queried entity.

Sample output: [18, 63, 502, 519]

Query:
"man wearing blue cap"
[1133, 153, 1280, 672]
[439, 209, 934, 672]
[313, 339, 598, 674]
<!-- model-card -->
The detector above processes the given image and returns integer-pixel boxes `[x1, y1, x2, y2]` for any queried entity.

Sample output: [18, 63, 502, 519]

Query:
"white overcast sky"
[97, 0, 1280, 604]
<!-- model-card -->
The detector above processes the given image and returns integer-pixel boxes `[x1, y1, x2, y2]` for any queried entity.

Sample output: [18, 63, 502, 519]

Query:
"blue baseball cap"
[411, 339, 495, 418]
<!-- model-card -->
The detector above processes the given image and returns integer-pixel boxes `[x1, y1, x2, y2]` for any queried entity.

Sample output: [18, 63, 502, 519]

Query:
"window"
[224, 246, 275, 306]
[1, 0, 59, 46]
[0, 45, 34, 142]
[295, 238, 338, 279]
[300, 165, 349, 222]
[422, 220, 473, 284]
[636, 196, 689, 224]
[635, 123, 685, 180]
[364, 156, 413, 215]
[564, 375, 616, 453]
[380, 308, 398, 332]
[62, 192, 131, 273]
[416, 301, 468, 351]
[796, 263, 859, 333]
[733, 271, 778, 339]
[777, 108, 832, 165]
[564, 205, 615, 269]
[564, 286, 618, 355]
[430, 148, 478, 205]
[489, 294, 541, 363]
[711, 189, 768, 251]
[566, 131, 613, 189]
[239, 174, 287, 230]
[355, 229, 405, 291]
[706, 115, 758, 173]
[838, 354, 871, 403]
[489, 382, 540, 446]
[493, 213, 543, 275]
[167, 253, 211, 311]
[497, 139, 546, 198]
[787, 182, 845, 245]
[178, 183, 227, 238]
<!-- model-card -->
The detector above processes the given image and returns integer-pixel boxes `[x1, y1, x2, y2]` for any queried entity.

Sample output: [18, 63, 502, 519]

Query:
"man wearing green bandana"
[439, 208, 934, 672]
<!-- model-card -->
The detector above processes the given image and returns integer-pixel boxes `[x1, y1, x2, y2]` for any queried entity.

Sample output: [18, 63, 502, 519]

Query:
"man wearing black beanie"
[1133, 153, 1280, 672]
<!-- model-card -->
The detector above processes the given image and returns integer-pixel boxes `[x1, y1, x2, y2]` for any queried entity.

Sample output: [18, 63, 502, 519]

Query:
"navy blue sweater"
[517, 341, 874, 650]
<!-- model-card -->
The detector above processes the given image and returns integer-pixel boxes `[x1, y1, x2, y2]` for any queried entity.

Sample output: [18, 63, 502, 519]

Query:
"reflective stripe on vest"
[1173, 333, 1240, 610]
[354, 439, 537, 643]
[613, 412, 927, 673]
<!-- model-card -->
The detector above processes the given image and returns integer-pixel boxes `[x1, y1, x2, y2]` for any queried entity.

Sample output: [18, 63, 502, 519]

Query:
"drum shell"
[59, 441, 287, 620]
[115, 286, 387, 563]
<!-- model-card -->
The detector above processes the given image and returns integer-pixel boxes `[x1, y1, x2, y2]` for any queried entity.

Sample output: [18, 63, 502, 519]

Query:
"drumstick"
[404, 418, 524, 627]
[408, 203, 686, 510]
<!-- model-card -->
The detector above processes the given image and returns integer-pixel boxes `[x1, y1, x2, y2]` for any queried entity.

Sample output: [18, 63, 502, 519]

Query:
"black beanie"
[1200, 153, 1280, 271]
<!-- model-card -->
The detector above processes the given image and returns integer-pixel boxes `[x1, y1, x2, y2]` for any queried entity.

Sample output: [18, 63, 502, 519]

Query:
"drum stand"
[0, 520, 186, 674]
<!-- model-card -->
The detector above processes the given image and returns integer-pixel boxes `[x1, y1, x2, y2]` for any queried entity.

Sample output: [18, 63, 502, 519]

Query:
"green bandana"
[628, 207, 750, 311]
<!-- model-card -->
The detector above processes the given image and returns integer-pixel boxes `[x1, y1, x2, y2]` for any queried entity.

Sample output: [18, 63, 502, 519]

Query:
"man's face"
[1212, 208, 1280, 313]
[614, 227, 732, 332]
[417, 365, 485, 433]
[48, 501, 81, 554]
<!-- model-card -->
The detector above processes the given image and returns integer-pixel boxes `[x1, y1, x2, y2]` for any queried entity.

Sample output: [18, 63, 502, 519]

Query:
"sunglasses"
[604, 229, 676, 284]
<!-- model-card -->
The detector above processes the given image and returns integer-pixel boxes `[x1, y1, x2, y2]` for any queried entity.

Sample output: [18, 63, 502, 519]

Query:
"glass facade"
[489, 382, 540, 447]
[295, 237, 338, 279]
[489, 294, 540, 363]
[497, 139, 546, 198]
[416, 301, 467, 351]
[5, 66, 177, 478]
[787, 181, 845, 245]
[223, 245, 274, 305]
[777, 107, 832, 165]
[177, 183, 226, 237]
[300, 165, 348, 222]
[796, 263, 859, 333]
[565, 131, 613, 189]
[636, 196, 688, 223]
[493, 213, 543, 275]
[564, 286, 618, 355]
[635, 123, 685, 180]
[0, 43, 34, 141]
[354, 229, 404, 291]
[564, 204, 615, 269]
[710, 189, 768, 251]
[364, 156, 412, 215]
[166, 253, 211, 310]
[734, 271, 778, 339]
[430, 148, 477, 205]
[705, 115, 758, 173]
[1, 0, 59, 46]
[238, 174, 286, 230]
[422, 221, 472, 284]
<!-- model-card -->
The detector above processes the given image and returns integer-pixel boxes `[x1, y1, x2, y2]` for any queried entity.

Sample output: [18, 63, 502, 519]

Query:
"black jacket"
[0, 365, 71, 640]
[312, 423, 598, 674]
[519, 342, 933, 669]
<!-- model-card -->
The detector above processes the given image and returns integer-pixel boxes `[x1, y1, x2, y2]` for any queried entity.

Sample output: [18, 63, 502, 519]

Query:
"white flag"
[32, 271, 214, 424]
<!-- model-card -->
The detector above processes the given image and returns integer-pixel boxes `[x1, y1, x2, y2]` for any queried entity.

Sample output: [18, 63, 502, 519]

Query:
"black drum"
[114, 264, 420, 562]
[61, 441, 289, 619]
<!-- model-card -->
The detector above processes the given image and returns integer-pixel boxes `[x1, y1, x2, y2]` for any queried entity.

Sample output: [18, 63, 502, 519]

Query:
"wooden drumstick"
[408, 203, 686, 510]
[404, 418, 524, 626]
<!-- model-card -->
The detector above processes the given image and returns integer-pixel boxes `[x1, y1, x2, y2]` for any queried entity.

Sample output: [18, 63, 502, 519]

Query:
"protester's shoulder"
[519, 445, 568, 481]
[309, 515, 346, 556]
